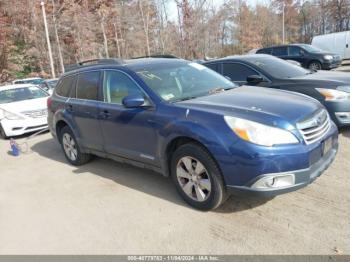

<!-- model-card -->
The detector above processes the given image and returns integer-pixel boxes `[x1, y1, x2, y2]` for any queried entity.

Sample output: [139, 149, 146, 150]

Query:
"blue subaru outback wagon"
[48, 58, 338, 210]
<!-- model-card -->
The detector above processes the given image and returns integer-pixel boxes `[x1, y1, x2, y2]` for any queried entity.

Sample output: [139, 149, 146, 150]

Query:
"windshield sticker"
[161, 93, 175, 101]
[138, 71, 162, 81]
[189, 63, 206, 71]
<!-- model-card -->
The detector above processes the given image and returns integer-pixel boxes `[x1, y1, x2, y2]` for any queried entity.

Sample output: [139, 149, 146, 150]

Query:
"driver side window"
[288, 46, 302, 56]
[103, 70, 144, 104]
[222, 63, 258, 82]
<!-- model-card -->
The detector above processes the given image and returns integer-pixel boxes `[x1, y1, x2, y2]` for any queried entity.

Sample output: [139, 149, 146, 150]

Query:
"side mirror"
[122, 94, 146, 108]
[247, 75, 264, 84]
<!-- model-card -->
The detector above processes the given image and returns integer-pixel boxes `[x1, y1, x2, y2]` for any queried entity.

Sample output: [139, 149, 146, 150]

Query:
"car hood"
[178, 86, 322, 128]
[291, 70, 350, 84]
[0, 97, 48, 114]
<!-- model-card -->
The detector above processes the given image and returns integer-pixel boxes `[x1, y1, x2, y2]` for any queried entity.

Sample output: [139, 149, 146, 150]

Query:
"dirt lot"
[0, 129, 349, 255]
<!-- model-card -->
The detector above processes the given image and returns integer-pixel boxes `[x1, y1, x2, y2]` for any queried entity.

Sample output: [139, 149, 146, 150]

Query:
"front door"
[98, 70, 158, 165]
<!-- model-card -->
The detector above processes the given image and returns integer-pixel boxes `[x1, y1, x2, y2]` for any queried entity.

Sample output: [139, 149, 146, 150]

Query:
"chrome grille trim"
[297, 109, 330, 145]
[21, 109, 48, 118]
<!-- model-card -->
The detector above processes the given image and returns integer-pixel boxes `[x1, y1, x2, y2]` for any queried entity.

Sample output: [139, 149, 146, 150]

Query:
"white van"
[312, 31, 350, 60]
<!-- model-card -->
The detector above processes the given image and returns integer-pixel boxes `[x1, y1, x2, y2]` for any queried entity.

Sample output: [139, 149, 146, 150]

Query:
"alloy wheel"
[309, 62, 321, 71]
[176, 156, 211, 202]
[62, 133, 78, 161]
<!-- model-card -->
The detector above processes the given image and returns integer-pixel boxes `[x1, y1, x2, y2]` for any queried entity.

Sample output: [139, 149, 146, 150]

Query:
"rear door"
[98, 70, 158, 165]
[345, 32, 350, 59]
[67, 70, 104, 151]
[287, 46, 304, 64]
[334, 33, 346, 58]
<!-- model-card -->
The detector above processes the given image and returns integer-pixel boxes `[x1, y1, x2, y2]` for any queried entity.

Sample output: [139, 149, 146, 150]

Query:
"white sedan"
[0, 84, 49, 138]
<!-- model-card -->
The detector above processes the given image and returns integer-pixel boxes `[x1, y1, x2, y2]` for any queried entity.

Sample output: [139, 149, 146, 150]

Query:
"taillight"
[47, 97, 52, 110]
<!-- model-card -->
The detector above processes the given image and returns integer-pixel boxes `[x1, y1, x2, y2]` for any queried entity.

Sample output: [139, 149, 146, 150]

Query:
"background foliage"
[0, 0, 350, 81]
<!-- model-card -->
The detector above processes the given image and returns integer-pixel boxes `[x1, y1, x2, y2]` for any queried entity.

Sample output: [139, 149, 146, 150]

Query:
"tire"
[308, 61, 322, 71]
[59, 126, 91, 166]
[0, 123, 8, 139]
[170, 143, 226, 211]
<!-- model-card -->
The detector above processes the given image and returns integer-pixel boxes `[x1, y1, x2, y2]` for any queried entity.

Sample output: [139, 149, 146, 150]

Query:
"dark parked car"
[48, 58, 338, 210]
[203, 54, 350, 127]
[256, 44, 342, 70]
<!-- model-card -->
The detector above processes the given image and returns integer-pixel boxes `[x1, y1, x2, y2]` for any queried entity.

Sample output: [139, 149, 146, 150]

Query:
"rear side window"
[272, 47, 287, 56]
[257, 48, 272, 54]
[223, 63, 257, 82]
[55, 76, 75, 97]
[76, 71, 100, 100]
[205, 63, 220, 73]
[288, 46, 302, 56]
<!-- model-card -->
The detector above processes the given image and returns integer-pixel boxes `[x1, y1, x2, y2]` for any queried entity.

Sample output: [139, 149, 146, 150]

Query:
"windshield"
[136, 62, 236, 102]
[246, 56, 311, 78]
[0, 86, 49, 104]
[300, 44, 325, 53]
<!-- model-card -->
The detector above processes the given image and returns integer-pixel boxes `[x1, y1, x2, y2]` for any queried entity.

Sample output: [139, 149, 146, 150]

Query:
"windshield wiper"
[208, 87, 234, 95]
[173, 96, 199, 102]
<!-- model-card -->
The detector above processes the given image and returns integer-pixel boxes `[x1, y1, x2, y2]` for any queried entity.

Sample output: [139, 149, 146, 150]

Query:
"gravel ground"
[0, 130, 349, 255]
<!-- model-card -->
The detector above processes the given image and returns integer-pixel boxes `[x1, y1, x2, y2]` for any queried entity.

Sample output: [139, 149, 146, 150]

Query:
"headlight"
[0, 108, 24, 120]
[324, 55, 333, 60]
[224, 116, 299, 147]
[316, 88, 350, 101]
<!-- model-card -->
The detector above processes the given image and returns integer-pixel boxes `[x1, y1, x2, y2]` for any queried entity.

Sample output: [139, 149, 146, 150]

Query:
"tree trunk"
[51, 0, 65, 74]
[100, 13, 109, 58]
[139, 0, 151, 56]
[113, 22, 121, 58]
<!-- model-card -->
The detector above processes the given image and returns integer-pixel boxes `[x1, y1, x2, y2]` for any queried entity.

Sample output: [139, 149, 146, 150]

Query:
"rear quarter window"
[257, 48, 272, 54]
[205, 63, 220, 73]
[55, 75, 76, 97]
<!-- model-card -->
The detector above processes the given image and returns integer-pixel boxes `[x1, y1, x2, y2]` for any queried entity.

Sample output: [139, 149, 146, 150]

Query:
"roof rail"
[64, 58, 124, 72]
[131, 54, 179, 59]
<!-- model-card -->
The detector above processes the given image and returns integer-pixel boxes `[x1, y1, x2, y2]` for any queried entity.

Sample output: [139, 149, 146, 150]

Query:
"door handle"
[100, 110, 111, 119]
[67, 104, 74, 112]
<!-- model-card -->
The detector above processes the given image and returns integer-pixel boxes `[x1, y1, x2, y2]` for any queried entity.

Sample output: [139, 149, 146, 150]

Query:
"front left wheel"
[308, 61, 322, 71]
[170, 143, 227, 211]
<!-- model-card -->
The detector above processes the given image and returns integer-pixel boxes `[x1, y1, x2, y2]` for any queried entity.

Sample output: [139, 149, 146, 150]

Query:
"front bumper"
[325, 101, 350, 126]
[1, 117, 48, 137]
[323, 60, 342, 70]
[226, 143, 338, 197]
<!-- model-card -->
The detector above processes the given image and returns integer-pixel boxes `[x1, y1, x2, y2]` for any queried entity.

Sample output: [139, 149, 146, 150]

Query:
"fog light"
[251, 174, 295, 189]
[335, 112, 350, 123]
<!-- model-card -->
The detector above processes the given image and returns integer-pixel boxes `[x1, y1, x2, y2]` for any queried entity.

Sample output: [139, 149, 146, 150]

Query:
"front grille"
[297, 109, 330, 144]
[21, 109, 48, 118]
